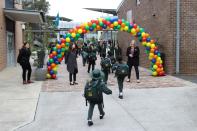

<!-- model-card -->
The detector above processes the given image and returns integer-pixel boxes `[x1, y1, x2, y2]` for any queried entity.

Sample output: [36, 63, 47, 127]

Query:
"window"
[127, 10, 133, 23]
[136, 0, 141, 6]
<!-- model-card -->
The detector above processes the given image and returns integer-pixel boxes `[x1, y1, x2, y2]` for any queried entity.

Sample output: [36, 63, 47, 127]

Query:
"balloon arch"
[46, 17, 165, 79]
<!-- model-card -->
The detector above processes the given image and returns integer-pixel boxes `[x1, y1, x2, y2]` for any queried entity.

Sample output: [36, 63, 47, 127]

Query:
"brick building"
[117, 0, 197, 74]
[0, 0, 45, 71]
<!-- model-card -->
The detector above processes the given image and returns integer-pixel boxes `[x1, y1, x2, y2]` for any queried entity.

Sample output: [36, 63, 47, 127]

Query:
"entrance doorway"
[6, 32, 15, 66]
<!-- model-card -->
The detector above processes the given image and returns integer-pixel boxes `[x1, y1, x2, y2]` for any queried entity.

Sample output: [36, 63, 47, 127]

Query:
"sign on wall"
[127, 10, 132, 23]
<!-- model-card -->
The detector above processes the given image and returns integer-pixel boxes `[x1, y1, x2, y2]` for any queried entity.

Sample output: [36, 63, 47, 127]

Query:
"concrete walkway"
[16, 87, 197, 131]
[0, 66, 42, 131]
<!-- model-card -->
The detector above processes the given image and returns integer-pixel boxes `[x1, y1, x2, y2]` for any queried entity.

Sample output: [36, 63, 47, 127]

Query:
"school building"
[117, 0, 197, 74]
[0, 0, 45, 71]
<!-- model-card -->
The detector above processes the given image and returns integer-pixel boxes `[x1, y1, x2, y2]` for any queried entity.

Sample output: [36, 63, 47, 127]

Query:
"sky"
[47, 0, 122, 22]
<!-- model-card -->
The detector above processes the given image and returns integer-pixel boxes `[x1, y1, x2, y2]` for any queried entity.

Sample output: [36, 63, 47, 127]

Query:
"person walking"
[17, 42, 33, 84]
[100, 53, 111, 84]
[84, 69, 112, 126]
[65, 44, 78, 85]
[81, 43, 88, 66]
[126, 40, 140, 83]
[112, 56, 129, 99]
[87, 44, 97, 73]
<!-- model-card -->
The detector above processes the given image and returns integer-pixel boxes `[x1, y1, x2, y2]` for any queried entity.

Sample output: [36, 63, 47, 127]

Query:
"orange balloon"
[156, 68, 161, 73]
[136, 28, 140, 32]
[56, 44, 61, 49]
[96, 25, 101, 30]
[110, 24, 114, 29]
[150, 48, 155, 53]
[51, 63, 56, 68]
[52, 51, 57, 56]
[88, 22, 92, 27]
[121, 23, 125, 28]
[154, 55, 158, 59]
[150, 39, 155, 44]
[61, 43, 65, 48]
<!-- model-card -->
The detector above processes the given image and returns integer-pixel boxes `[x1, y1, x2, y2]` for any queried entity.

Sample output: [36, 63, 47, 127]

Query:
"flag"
[55, 12, 60, 28]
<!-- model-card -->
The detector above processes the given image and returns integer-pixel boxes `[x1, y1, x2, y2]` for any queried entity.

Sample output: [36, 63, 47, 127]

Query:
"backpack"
[115, 64, 129, 77]
[88, 52, 97, 61]
[110, 56, 116, 64]
[84, 80, 103, 104]
[101, 58, 111, 70]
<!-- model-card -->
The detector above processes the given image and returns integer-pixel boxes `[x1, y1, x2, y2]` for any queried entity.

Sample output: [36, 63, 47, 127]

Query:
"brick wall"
[0, 0, 6, 71]
[179, 0, 197, 74]
[117, 0, 197, 74]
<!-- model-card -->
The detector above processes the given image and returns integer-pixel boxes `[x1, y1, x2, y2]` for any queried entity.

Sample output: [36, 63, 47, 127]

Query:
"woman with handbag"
[65, 43, 78, 85]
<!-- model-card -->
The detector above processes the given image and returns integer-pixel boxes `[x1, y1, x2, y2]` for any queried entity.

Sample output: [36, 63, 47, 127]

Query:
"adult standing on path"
[65, 44, 78, 85]
[17, 42, 34, 84]
[126, 40, 140, 83]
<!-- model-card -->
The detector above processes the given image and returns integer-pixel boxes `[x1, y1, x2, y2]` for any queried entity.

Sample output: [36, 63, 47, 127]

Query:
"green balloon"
[105, 17, 110, 21]
[122, 19, 125, 23]
[76, 33, 80, 38]
[52, 47, 57, 51]
[117, 25, 121, 29]
[66, 43, 70, 46]
[140, 28, 145, 33]
[75, 37, 79, 41]
[49, 59, 54, 63]
[57, 54, 62, 58]
[61, 48, 65, 52]
[125, 21, 130, 26]
[92, 23, 96, 28]
[85, 25, 89, 30]
[66, 33, 71, 37]
[99, 22, 103, 27]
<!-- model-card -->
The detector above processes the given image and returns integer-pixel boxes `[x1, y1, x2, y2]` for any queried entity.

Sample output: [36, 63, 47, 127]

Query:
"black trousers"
[88, 102, 104, 120]
[88, 62, 95, 73]
[21, 62, 32, 81]
[69, 73, 76, 82]
[128, 65, 139, 80]
[117, 76, 125, 93]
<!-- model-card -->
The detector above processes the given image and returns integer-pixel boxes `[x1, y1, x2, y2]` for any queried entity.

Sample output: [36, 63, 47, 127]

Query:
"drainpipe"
[176, 0, 180, 74]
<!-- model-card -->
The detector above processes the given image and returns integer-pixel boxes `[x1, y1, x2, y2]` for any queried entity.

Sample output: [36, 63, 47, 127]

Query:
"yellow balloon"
[78, 29, 82, 34]
[98, 18, 103, 22]
[66, 37, 70, 43]
[149, 56, 153, 60]
[149, 53, 154, 57]
[146, 42, 151, 47]
[153, 65, 158, 69]
[142, 42, 147, 46]
[151, 44, 155, 49]
[152, 71, 158, 76]
[46, 74, 51, 79]
[71, 33, 76, 38]
[142, 32, 146, 37]
[124, 26, 129, 31]
[157, 57, 161, 61]
[120, 28, 124, 31]
[131, 28, 136, 34]
[113, 21, 118, 26]
[83, 22, 88, 26]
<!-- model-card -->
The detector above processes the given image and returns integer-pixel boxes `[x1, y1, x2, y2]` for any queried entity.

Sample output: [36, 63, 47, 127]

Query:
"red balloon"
[106, 21, 111, 26]
[158, 64, 163, 68]
[95, 20, 99, 25]
[133, 24, 137, 28]
[83, 29, 87, 33]
[69, 29, 73, 33]
[91, 20, 95, 23]
[76, 26, 80, 29]
[52, 74, 56, 79]
[118, 19, 122, 25]
[48, 66, 52, 71]
[49, 54, 54, 58]
[142, 37, 147, 42]
[61, 38, 65, 43]
[58, 58, 62, 62]
[102, 19, 107, 25]
[154, 47, 158, 50]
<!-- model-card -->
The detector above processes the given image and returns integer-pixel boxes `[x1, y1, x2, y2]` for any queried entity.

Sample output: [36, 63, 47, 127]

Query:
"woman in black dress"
[17, 42, 33, 84]
[65, 44, 78, 85]
[126, 40, 140, 83]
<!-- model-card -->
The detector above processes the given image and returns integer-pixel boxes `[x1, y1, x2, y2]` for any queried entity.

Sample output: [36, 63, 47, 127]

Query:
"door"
[7, 32, 15, 66]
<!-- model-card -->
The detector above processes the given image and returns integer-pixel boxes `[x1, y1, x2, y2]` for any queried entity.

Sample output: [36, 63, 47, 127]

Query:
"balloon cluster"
[47, 17, 165, 79]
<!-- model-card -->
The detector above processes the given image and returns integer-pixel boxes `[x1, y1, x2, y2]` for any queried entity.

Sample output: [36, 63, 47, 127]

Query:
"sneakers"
[100, 112, 105, 119]
[74, 82, 78, 85]
[137, 79, 140, 83]
[126, 79, 130, 82]
[88, 120, 93, 126]
[23, 81, 28, 84]
[119, 92, 123, 99]
[70, 82, 74, 85]
[27, 80, 34, 84]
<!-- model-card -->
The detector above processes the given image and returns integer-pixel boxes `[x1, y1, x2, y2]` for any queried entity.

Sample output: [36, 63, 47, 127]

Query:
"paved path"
[0, 66, 42, 131]
[16, 87, 197, 131]
[14, 55, 197, 131]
